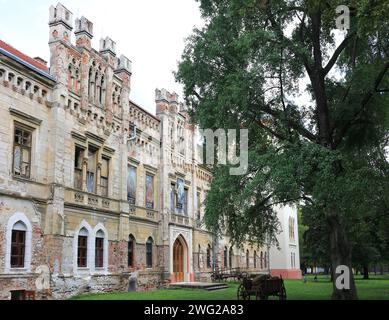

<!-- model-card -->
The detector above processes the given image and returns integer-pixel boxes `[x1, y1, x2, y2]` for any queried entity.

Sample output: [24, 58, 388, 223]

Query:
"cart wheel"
[237, 284, 249, 300]
[279, 286, 287, 300]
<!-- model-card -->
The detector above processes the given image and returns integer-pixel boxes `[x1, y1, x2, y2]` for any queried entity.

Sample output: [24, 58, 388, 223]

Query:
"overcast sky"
[0, 0, 203, 114]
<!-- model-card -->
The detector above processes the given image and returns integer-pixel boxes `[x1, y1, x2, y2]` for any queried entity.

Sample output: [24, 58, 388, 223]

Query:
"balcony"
[170, 213, 191, 227]
[64, 188, 120, 213]
[128, 206, 159, 223]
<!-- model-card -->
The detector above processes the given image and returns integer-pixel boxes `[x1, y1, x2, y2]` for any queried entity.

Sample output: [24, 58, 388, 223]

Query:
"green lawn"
[72, 274, 389, 300]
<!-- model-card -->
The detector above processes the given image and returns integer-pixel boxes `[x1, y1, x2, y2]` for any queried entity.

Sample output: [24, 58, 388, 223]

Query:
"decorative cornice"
[144, 164, 158, 173]
[85, 131, 105, 145]
[71, 131, 87, 143]
[9, 108, 42, 126]
[103, 146, 115, 155]
[175, 171, 186, 179]
[128, 157, 140, 165]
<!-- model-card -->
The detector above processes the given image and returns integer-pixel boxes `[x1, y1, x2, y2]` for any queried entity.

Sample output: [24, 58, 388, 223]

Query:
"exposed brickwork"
[0, 2, 300, 300]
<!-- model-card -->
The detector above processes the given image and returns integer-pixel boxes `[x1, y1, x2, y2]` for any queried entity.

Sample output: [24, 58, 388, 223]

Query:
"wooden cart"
[237, 275, 287, 300]
[211, 268, 248, 282]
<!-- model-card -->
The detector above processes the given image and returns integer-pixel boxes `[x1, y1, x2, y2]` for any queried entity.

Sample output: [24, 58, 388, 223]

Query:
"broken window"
[100, 157, 109, 197]
[13, 125, 32, 178]
[74, 146, 84, 190]
[86, 147, 97, 193]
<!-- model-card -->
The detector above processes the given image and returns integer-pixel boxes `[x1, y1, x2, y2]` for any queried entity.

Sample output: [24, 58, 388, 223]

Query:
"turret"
[49, 3, 73, 44]
[75, 16, 93, 49]
[100, 37, 116, 57]
[115, 54, 132, 89]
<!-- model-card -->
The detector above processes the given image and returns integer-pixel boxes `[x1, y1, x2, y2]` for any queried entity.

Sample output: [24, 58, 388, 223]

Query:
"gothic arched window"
[224, 246, 228, 269]
[146, 237, 153, 268]
[11, 221, 27, 268]
[77, 227, 88, 268]
[128, 234, 135, 268]
[95, 229, 105, 268]
[229, 247, 233, 268]
[198, 244, 201, 269]
[206, 244, 211, 268]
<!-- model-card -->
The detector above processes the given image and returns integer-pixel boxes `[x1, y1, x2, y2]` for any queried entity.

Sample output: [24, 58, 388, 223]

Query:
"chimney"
[34, 57, 48, 66]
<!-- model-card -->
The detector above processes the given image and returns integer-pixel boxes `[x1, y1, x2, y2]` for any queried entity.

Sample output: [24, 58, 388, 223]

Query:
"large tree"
[177, 0, 389, 299]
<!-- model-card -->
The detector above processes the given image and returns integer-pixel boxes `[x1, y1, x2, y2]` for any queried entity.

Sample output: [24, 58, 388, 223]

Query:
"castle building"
[0, 3, 301, 300]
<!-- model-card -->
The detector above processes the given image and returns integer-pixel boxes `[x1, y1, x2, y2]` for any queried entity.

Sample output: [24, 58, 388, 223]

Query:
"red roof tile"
[0, 39, 49, 73]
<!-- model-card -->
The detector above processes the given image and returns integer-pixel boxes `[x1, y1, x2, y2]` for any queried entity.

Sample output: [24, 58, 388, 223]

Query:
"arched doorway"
[173, 237, 186, 282]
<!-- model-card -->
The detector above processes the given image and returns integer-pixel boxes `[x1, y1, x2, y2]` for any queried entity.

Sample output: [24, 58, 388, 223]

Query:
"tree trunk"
[363, 266, 369, 280]
[327, 213, 358, 300]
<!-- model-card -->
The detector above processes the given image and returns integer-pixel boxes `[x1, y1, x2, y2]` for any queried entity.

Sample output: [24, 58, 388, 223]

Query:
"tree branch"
[256, 119, 290, 142]
[266, 6, 313, 75]
[323, 32, 356, 76]
[333, 61, 389, 148]
[260, 105, 317, 142]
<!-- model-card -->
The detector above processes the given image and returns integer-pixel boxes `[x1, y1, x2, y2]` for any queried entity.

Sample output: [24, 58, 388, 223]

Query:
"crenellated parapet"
[49, 3, 73, 44]
[155, 88, 180, 114]
[75, 16, 93, 49]
[48, 2, 133, 128]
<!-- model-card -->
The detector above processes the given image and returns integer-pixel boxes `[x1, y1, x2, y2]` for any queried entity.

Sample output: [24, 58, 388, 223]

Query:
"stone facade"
[0, 3, 301, 300]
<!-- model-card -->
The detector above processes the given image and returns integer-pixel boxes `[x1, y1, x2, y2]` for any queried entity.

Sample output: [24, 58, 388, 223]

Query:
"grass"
[71, 274, 389, 300]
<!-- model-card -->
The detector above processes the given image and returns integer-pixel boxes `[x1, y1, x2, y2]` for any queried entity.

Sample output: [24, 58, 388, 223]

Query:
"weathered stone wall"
[0, 2, 298, 300]
[51, 274, 130, 300]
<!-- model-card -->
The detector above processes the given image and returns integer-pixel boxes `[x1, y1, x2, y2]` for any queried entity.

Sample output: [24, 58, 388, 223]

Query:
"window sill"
[4, 268, 31, 275]
[93, 268, 108, 275]
[12, 175, 44, 186]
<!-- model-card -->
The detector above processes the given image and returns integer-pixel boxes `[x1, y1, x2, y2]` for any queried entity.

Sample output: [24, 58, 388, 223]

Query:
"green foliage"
[176, 0, 389, 280]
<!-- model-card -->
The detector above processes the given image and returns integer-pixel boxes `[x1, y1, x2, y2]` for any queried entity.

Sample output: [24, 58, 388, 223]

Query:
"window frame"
[11, 229, 26, 268]
[13, 124, 33, 179]
[224, 247, 228, 269]
[95, 237, 104, 268]
[128, 235, 135, 268]
[183, 188, 189, 216]
[146, 237, 153, 268]
[206, 245, 211, 268]
[145, 173, 155, 210]
[74, 145, 84, 190]
[100, 157, 109, 197]
[260, 251, 263, 269]
[86, 146, 98, 194]
[77, 235, 88, 268]
[127, 165, 137, 205]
